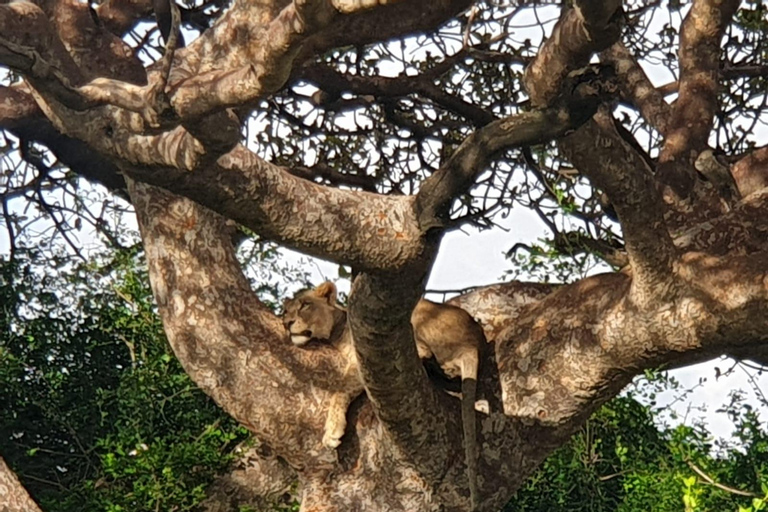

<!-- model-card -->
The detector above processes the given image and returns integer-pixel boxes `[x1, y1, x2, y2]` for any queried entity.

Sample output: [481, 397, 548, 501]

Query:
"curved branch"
[125, 145, 426, 271]
[127, 179, 347, 468]
[523, 0, 622, 106]
[415, 89, 606, 230]
[560, 111, 677, 303]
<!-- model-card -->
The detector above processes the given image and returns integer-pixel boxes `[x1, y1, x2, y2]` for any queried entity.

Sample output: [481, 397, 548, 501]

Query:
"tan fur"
[282, 282, 483, 509]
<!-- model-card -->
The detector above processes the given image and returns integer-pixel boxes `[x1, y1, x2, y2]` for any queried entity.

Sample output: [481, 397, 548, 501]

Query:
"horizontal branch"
[298, 60, 495, 126]
[125, 145, 427, 271]
[487, 247, 768, 451]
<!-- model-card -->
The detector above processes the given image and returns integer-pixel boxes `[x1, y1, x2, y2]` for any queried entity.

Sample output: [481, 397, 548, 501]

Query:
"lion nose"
[283, 318, 293, 330]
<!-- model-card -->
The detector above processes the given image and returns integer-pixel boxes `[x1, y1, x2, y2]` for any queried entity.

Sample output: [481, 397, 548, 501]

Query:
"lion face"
[282, 282, 343, 346]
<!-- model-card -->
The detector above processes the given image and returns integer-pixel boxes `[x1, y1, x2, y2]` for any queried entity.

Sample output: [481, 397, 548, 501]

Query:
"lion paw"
[322, 432, 342, 449]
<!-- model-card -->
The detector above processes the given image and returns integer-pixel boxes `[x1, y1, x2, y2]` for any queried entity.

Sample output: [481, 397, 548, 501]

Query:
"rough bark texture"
[2, 0, 768, 510]
[0, 458, 43, 512]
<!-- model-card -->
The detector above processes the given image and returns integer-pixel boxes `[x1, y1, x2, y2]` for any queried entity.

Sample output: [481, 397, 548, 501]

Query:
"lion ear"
[314, 281, 337, 304]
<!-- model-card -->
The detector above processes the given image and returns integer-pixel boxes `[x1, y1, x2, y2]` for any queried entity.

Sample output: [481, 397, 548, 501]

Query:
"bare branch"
[600, 42, 671, 135]
[415, 84, 607, 230]
[686, 460, 758, 498]
[659, 0, 741, 167]
[298, 62, 495, 126]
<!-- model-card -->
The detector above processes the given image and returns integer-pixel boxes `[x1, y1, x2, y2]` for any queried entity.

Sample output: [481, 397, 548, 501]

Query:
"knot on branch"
[558, 64, 620, 112]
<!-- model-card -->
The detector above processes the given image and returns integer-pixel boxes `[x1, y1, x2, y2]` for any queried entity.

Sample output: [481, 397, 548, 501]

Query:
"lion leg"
[323, 391, 354, 449]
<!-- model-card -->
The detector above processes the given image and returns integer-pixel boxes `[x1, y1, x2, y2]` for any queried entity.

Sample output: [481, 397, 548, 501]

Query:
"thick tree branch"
[0, 457, 43, 512]
[732, 146, 768, 198]
[600, 42, 671, 135]
[0, 86, 128, 194]
[0, 2, 87, 86]
[523, 0, 622, 107]
[199, 444, 297, 512]
[299, 0, 472, 61]
[674, 189, 768, 255]
[659, 0, 740, 167]
[3, 1, 477, 183]
[347, 270, 457, 486]
[560, 111, 677, 302]
[125, 145, 426, 271]
[481, 246, 768, 447]
[127, 179, 353, 469]
[522, 0, 680, 299]
[127, 180, 492, 510]
[96, 0, 155, 37]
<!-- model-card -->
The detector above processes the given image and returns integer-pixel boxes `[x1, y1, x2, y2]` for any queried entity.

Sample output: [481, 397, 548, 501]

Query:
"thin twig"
[686, 460, 757, 497]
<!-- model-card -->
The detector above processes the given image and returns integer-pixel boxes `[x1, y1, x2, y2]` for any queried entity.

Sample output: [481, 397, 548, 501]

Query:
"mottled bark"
[649, 0, 741, 220]
[523, 0, 622, 108]
[0, 458, 43, 512]
[732, 146, 768, 198]
[659, 0, 741, 168]
[199, 445, 297, 512]
[600, 42, 671, 135]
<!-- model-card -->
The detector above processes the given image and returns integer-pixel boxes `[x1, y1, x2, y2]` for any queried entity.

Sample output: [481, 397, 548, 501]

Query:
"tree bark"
[0, 458, 43, 512]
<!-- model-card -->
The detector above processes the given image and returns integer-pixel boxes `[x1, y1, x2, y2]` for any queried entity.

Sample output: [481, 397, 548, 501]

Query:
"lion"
[282, 281, 483, 509]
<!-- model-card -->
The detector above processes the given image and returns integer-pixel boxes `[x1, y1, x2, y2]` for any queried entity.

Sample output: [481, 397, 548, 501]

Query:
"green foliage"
[505, 384, 768, 512]
[0, 249, 248, 511]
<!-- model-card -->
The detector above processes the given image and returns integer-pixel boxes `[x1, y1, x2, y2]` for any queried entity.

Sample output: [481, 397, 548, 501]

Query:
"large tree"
[1, 0, 768, 510]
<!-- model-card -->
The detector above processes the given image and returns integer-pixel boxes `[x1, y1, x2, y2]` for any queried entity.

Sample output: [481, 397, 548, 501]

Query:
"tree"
[1, 0, 768, 509]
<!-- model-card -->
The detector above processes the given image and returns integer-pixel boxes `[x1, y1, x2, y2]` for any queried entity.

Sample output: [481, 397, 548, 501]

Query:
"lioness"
[282, 281, 483, 509]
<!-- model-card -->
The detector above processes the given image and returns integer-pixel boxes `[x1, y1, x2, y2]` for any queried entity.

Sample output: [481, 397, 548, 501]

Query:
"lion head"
[282, 282, 346, 346]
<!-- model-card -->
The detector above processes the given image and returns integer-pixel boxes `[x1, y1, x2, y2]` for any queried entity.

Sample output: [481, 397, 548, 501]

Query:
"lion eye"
[299, 301, 310, 311]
